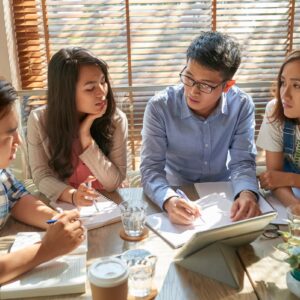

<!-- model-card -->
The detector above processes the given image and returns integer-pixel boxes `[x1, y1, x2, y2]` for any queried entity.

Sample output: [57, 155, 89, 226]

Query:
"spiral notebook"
[50, 193, 121, 230]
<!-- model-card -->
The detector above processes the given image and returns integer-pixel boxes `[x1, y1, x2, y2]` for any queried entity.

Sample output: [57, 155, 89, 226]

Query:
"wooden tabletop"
[0, 186, 294, 300]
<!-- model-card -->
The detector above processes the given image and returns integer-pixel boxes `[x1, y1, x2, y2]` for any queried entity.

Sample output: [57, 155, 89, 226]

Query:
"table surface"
[0, 186, 297, 300]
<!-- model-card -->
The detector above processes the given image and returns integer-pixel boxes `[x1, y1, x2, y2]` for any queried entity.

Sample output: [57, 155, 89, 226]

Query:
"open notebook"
[146, 181, 276, 248]
[0, 232, 87, 299]
[50, 193, 121, 230]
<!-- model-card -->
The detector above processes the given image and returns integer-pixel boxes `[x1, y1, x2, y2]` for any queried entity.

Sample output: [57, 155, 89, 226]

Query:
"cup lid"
[121, 249, 155, 266]
[88, 257, 129, 287]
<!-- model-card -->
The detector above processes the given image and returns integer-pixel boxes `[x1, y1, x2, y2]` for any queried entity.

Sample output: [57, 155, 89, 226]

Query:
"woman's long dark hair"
[45, 47, 116, 180]
[271, 50, 300, 123]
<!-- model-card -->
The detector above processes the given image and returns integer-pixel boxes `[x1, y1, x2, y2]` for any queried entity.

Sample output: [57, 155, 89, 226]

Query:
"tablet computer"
[174, 211, 277, 261]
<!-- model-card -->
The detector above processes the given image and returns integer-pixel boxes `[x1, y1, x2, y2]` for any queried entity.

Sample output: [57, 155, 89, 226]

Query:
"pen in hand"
[86, 181, 100, 212]
[176, 189, 205, 223]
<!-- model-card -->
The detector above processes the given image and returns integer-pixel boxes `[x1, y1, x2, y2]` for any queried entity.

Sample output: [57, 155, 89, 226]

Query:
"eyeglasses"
[263, 224, 280, 239]
[179, 66, 225, 94]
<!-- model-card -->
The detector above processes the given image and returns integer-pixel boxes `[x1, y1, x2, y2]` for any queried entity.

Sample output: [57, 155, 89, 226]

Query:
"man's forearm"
[11, 195, 55, 230]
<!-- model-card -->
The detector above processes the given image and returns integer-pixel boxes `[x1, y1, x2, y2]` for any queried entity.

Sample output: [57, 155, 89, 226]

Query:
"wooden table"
[0, 187, 295, 299]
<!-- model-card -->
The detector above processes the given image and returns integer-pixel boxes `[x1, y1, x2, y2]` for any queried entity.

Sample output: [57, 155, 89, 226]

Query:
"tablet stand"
[175, 230, 262, 289]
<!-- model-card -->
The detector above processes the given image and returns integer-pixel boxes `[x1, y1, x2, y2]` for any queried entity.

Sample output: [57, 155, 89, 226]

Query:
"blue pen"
[46, 219, 57, 224]
[176, 189, 205, 223]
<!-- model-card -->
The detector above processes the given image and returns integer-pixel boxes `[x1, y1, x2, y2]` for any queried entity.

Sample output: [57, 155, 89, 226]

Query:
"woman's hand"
[259, 170, 294, 190]
[73, 176, 99, 206]
[79, 100, 107, 150]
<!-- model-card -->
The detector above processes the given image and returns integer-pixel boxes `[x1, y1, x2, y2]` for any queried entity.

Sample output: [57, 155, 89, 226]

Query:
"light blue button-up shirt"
[140, 84, 258, 209]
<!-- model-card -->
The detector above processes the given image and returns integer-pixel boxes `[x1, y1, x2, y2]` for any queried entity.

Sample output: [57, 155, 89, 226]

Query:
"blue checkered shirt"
[0, 169, 29, 229]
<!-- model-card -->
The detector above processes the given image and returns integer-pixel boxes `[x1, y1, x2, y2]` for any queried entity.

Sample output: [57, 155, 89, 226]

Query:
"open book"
[0, 232, 87, 299]
[146, 181, 276, 248]
[50, 193, 121, 230]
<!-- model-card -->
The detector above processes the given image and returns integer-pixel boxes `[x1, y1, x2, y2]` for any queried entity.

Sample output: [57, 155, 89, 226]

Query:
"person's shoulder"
[113, 107, 127, 123]
[228, 85, 253, 102]
[29, 105, 46, 121]
[265, 99, 276, 114]
[148, 84, 183, 107]
[0, 168, 16, 185]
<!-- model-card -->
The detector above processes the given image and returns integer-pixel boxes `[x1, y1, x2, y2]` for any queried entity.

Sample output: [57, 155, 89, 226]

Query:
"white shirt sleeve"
[256, 99, 283, 152]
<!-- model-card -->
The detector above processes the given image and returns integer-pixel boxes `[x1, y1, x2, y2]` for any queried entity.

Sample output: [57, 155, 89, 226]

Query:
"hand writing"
[164, 196, 201, 225]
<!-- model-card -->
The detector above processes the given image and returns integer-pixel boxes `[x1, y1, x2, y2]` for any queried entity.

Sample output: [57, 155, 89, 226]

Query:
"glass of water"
[287, 204, 300, 243]
[119, 200, 147, 237]
[121, 249, 157, 298]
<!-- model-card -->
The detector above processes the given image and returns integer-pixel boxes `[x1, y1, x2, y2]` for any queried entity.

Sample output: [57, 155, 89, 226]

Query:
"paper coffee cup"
[88, 257, 129, 300]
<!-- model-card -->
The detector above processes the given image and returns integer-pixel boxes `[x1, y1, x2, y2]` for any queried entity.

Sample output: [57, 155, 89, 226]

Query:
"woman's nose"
[95, 83, 106, 96]
[281, 84, 291, 100]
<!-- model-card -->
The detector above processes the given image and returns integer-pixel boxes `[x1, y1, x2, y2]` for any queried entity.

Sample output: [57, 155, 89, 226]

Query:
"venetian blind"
[12, 0, 48, 89]
[216, 0, 292, 138]
[10, 0, 298, 170]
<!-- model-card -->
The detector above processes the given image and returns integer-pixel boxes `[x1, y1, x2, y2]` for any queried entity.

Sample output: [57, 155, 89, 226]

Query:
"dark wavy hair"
[0, 80, 17, 120]
[187, 31, 241, 80]
[45, 47, 116, 180]
[271, 49, 300, 124]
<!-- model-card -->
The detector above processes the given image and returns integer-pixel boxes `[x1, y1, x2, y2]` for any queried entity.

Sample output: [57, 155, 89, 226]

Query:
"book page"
[194, 181, 275, 214]
[10, 232, 88, 255]
[0, 255, 86, 299]
[50, 193, 121, 230]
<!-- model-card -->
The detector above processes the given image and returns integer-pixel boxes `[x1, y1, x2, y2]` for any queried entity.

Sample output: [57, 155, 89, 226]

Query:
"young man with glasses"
[140, 31, 261, 225]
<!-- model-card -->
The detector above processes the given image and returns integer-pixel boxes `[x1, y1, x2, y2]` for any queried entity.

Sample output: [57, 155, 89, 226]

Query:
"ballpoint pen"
[86, 181, 100, 212]
[176, 189, 205, 223]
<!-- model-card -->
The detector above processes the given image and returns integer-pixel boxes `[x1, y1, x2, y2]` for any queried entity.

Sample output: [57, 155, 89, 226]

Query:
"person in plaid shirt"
[0, 80, 85, 284]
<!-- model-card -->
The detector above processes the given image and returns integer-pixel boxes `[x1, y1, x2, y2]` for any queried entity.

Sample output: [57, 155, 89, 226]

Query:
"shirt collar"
[179, 90, 229, 120]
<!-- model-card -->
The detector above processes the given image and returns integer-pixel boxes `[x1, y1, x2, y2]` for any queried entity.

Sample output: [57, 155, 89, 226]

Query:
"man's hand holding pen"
[163, 191, 201, 225]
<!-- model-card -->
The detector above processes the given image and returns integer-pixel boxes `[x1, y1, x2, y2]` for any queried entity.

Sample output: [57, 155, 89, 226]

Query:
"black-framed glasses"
[263, 224, 280, 239]
[179, 66, 225, 94]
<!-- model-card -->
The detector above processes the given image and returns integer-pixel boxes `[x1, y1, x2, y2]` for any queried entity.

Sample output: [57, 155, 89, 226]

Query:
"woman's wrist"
[71, 190, 77, 206]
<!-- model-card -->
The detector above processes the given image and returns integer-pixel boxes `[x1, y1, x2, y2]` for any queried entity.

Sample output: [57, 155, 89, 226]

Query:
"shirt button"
[205, 144, 208, 147]
[204, 161, 208, 165]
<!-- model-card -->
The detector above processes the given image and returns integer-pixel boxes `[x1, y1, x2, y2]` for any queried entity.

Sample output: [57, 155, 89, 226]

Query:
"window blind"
[12, 0, 48, 89]
[216, 0, 291, 138]
[10, 0, 299, 171]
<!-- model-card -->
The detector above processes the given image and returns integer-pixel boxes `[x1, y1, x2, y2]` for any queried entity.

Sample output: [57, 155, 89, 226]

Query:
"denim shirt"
[140, 84, 258, 209]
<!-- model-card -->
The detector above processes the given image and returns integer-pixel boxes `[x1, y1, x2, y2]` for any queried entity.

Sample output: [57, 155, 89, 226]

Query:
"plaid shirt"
[0, 169, 29, 229]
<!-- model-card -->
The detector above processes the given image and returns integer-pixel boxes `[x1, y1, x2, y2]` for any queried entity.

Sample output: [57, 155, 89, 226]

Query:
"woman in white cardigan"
[27, 47, 128, 206]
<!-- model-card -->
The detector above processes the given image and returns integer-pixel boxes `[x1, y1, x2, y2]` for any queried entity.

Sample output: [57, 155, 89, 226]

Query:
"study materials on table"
[146, 181, 276, 248]
[0, 232, 87, 299]
[50, 192, 121, 230]
[146, 181, 277, 288]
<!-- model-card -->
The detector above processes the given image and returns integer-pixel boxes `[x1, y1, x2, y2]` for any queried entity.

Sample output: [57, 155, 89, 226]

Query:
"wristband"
[71, 190, 77, 206]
